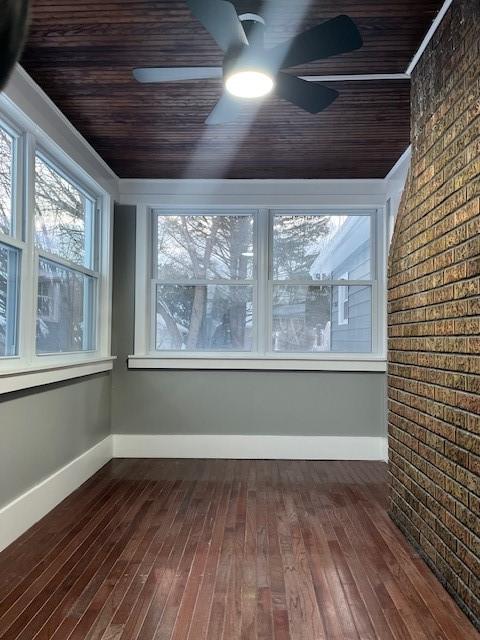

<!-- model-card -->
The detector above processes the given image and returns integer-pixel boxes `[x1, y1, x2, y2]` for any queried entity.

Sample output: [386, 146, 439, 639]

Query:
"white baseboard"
[113, 434, 388, 462]
[0, 435, 113, 553]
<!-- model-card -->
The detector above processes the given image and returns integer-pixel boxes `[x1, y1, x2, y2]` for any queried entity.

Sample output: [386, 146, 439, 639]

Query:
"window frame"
[131, 205, 386, 371]
[34, 149, 100, 357]
[0, 114, 22, 359]
[268, 209, 376, 356]
[0, 104, 114, 390]
[0, 241, 20, 357]
[151, 209, 258, 353]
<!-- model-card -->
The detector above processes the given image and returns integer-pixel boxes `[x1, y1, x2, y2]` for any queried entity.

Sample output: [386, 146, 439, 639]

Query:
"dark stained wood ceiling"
[21, 1, 445, 179]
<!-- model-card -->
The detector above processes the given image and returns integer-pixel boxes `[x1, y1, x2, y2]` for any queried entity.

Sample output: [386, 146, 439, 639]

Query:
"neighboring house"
[309, 216, 372, 353]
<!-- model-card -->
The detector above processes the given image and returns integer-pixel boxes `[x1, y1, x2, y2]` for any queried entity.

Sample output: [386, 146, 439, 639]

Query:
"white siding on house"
[309, 216, 372, 353]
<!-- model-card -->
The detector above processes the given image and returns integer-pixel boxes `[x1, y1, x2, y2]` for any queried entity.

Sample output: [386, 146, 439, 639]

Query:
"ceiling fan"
[133, 0, 363, 125]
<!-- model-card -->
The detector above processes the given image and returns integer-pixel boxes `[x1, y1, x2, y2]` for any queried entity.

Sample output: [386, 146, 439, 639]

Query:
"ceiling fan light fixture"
[225, 69, 274, 99]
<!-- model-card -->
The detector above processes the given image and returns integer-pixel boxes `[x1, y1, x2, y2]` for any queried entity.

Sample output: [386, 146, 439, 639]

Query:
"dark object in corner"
[0, 0, 30, 89]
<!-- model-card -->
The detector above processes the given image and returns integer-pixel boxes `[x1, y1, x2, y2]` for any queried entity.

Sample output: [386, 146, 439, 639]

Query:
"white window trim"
[130, 204, 387, 372]
[0, 356, 115, 394]
[337, 272, 350, 326]
[0, 100, 114, 394]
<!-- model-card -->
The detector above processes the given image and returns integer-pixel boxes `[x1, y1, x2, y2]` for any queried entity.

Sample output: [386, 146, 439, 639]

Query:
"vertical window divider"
[93, 200, 101, 354]
[373, 206, 386, 357]
[134, 204, 151, 356]
[256, 208, 269, 355]
[266, 209, 275, 355]
[98, 195, 113, 357]
[13, 127, 24, 242]
[19, 132, 37, 366]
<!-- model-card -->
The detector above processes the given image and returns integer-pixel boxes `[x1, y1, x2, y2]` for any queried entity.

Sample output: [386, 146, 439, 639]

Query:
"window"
[141, 209, 381, 366]
[36, 259, 95, 354]
[34, 154, 98, 354]
[0, 123, 15, 236]
[0, 103, 112, 392]
[272, 214, 372, 354]
[154, 212, 255, 351]
[35, 154, 95, 267]
[0, 242, 19, 356]
[0, 119, 20, 358]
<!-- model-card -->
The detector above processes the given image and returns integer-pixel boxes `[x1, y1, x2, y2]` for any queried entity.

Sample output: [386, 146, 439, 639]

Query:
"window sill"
[0, 357, 116, 394]
[127, 356, 387, 372]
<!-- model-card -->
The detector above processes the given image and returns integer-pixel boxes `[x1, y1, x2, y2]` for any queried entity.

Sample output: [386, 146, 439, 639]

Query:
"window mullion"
[255, 208, 269, 355]
[270, 279, 373, 286]
[136, 204, 151, 355]
[36, 249, 98, 278]
[18, 132, 37, 365]
[0, 233, 25, 251]
[152, 278, 254, 286]
[374, 207, 385, 356]
[13, 129, 24, 242]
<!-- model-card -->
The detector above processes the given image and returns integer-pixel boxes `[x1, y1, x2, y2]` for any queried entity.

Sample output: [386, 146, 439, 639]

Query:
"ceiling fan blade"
[133, 67, 223, 83]
[276, 73, 338, 114]
[268, 15, 362, 70]
[206, 93, 244, 125]
[187, 0, 248, 52]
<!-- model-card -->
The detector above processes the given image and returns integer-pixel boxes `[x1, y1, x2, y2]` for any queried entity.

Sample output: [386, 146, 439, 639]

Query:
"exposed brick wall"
[388, 0, 480, 629]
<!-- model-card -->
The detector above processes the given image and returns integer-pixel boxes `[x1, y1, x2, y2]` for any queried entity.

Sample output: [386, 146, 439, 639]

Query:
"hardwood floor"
[0, 459, 478, 640]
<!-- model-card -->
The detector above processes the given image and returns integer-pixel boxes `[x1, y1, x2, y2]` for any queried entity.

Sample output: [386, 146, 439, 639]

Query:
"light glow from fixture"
[225, 70, 274, 99]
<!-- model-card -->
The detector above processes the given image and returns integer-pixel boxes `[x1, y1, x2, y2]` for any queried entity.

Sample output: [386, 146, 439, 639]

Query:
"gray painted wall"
[0, 373, 111, 509]
[112, 205, 386, 437]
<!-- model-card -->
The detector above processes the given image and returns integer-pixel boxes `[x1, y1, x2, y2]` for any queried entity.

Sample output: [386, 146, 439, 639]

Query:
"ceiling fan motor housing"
[238, 12, 266, 47]
[223, 13, 270, 79]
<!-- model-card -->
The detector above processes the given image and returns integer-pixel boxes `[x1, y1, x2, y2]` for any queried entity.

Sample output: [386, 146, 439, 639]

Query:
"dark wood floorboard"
[0, 459, 478, 640]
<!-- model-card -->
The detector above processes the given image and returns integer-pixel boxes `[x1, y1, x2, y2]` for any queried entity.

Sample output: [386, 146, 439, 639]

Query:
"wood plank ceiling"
[20, 1, 445, 179]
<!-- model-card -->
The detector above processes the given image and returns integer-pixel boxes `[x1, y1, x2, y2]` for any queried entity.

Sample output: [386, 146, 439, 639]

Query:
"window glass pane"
[272, 214, 371, 281]
[156, 284, 253, 351]
[272, 285, 371, 353]
[331, 285, 372, 352]
[36, 259, 95, 354]
[0, 125, 15, 236]
[0, 243, 19, 356]
[156, 214, 254, 280]
[35, 155, 95, 268]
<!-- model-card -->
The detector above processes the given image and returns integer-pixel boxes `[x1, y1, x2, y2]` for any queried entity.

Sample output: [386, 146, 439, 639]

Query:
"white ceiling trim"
[406, 0, 454, 75]
[384, 146, 412, 184]
[6, 64, 120, 190]
[302, 73, 409, 82]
